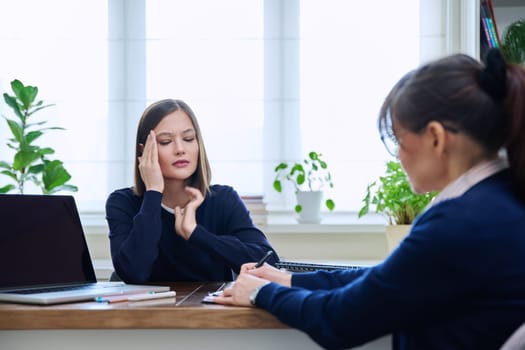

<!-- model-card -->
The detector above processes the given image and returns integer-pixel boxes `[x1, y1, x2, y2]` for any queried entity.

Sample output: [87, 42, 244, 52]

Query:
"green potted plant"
[273, 151, 335, 223]
[501, 19, 525, 66]
[358, 160, 437, 251]
[0, 79, 77, 194]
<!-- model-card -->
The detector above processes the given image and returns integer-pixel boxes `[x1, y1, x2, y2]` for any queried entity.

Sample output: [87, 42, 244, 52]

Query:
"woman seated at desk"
[214, 49, 525, 349]
[106, 99, 278, 283]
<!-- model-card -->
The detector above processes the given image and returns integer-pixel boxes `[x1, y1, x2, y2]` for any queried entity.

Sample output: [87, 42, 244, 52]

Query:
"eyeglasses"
[380, 123, 459, 158]
[381, 131, 400, 158]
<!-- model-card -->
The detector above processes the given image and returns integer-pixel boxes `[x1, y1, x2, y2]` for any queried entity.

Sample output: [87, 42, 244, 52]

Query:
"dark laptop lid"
[0, 194, 97, 290]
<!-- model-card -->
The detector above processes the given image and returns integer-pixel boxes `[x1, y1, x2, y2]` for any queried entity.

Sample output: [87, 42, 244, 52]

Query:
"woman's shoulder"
[206, 184, 243, 205]
[108, 187, 136, 198]
[208, 184, 236, 196]
[106, 187, 141, 206]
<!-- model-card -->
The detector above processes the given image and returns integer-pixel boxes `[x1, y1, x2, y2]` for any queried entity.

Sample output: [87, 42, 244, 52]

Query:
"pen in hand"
[253, 250, 274, 269]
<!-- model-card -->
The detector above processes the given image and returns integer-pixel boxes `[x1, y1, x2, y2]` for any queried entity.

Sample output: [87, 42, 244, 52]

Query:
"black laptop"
[0, 194, 169, 305]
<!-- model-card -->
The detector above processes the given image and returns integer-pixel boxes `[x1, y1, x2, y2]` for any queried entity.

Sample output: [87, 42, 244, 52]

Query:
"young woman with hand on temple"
[105, 99, 278, 283]
[213, 49, 525, 350]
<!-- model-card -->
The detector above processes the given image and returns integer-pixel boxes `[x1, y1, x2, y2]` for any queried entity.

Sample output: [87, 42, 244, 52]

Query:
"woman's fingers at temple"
[139, 131, 164, 192]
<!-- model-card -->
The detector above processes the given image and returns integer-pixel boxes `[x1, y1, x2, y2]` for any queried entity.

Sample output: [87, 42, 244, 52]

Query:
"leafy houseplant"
[358, 160, 437, 252]
[501, 19, 525, 66]
[358, 160, 437, 225]
[273, 151, 335, 214]
[0, 79, 77, 194]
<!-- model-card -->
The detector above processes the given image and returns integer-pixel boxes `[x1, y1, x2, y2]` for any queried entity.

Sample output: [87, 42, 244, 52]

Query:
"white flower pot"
[295, 191, 322, 224]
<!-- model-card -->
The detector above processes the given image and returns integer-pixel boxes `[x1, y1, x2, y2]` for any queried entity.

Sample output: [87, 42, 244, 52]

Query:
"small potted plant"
[0, 79, 77, 194]
[273, 151, 335, 223]
[358, 160, 437, 251]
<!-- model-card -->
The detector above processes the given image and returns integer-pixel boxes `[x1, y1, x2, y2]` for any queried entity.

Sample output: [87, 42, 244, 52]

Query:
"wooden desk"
[0, 282, 390, 350]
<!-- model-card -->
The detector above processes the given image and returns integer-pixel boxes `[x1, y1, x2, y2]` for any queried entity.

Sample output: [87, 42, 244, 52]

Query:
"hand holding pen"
[253, 250, 274, 269]
[242, 251, 292, 287]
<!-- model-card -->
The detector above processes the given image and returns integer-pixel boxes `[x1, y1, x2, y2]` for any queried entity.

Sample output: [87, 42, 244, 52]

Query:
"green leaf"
[39, 147, 55, 156]
[13, 150, 41, 170]
[6, 119, 24, 143]
[10, 79, 24, 97]
[325, 199, 335, 211]
[290, 163, 304, 175]
[3, 94, 24, 120]
[0, 161, 12, 169]
[274, 163, 288, 172]
[296, 173, 305, 185]
[27, 164, 44, 174]
[1, 170, 18, 180]
[273, 180, 282, 192]
[27, 104, 55, 117]
[0, 184, 16, 193]
[18, 84, 38, 110]
[25, 130, 43, 144]
[358, 205, 368, 218]
[42, 160, 74, 192]
[294, 204, 302, 213]
[45, 184, 78, 194]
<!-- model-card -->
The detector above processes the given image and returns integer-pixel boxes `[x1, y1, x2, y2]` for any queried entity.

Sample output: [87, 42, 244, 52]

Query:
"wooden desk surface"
[0, 282, 286, 330]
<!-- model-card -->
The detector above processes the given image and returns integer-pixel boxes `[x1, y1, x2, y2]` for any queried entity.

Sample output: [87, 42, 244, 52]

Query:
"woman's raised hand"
[174, 186, 204, 240]
[138, 130, 164, 193]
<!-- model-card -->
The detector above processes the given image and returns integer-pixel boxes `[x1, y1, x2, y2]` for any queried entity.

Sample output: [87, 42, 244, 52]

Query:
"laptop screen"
[0, 194, 97, 289]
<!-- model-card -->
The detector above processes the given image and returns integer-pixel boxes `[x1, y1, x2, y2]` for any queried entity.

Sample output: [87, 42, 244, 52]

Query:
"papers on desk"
[201, 282, 234, 304]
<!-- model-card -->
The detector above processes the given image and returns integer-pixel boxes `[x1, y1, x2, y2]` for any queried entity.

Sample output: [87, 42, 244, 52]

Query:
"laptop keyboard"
[275, 260, 363, 273]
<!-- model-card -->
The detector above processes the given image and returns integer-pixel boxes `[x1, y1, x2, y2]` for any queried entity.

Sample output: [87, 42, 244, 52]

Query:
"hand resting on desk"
[213, 262, 291, 307]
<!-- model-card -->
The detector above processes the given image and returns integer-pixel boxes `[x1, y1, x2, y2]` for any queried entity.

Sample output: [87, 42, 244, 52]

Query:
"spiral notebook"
[0, 194, 169, 305]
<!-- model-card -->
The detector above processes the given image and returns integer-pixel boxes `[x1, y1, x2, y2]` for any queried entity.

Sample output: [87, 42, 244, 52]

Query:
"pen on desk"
[253, 250, 274, 269]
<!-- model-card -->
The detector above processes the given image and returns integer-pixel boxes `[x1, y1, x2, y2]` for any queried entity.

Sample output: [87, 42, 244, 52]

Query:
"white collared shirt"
[429, 156, 509, 208]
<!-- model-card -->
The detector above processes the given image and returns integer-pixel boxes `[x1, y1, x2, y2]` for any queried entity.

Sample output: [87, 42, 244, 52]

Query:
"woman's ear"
[426, 121, 447, 156]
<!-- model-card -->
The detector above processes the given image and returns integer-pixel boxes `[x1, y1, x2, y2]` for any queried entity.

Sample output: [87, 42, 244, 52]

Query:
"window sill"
[81, 211, 388, 236]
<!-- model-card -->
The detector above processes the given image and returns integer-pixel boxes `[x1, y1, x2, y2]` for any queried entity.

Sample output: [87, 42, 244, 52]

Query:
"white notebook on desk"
[0, 194, 169, 305]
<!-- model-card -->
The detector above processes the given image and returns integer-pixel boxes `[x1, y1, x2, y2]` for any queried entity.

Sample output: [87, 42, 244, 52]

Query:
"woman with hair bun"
[214, 50, 525, 350]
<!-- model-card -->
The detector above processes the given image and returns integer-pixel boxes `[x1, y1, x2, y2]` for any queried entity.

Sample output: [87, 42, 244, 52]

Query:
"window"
[0, 0, 423, 220]
[299, 1, 419, 210]
[145, 0, 265, 195]
[0, 0, 108, 212]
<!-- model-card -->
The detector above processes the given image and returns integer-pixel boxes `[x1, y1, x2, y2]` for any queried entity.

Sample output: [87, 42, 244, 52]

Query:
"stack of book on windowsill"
[241, 195, 268, 227]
